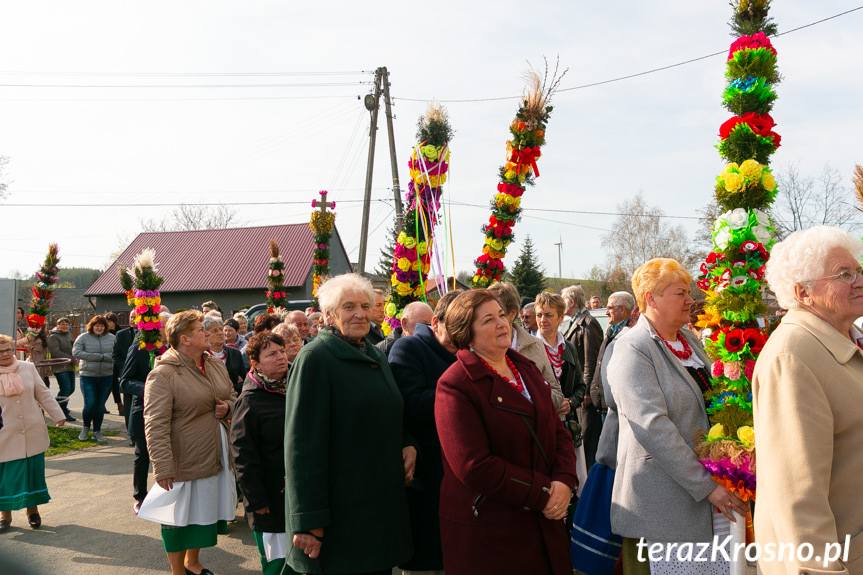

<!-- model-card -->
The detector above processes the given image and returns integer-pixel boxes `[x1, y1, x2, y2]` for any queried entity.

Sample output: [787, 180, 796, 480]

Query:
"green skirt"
[161, 520, 228, 553]
[0, 453, 50, 511]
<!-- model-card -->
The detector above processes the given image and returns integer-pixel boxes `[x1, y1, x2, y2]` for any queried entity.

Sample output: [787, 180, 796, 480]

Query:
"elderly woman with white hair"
[753, 226, 863, 575]
[284, 273, 414, 575]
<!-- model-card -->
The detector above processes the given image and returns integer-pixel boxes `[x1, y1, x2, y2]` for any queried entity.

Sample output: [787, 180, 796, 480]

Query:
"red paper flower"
[743, 328, 766, 353]
[724, 329, 746, 353]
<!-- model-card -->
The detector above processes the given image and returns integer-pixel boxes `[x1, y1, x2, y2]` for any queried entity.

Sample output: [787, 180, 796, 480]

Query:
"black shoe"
[0, 519, 10, 533]
[65, 415, 77, 422]
[28, 513, 41, 529]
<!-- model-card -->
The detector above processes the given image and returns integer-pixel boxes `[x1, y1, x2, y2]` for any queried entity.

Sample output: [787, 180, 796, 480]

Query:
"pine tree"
[510, 235, 546, 300]
[375, 220, 399, 278]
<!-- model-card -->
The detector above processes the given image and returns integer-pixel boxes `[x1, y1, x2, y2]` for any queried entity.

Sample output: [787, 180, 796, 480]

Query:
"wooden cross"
[313, 190, 335, 214]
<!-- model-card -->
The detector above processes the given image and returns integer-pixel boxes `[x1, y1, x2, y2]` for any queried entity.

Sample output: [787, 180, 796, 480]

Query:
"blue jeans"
[80, 376, 113, 431]
[54, 371, 76, 417]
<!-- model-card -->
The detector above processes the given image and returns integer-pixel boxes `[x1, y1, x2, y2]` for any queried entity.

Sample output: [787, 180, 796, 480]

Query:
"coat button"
[497, 397, 503, 402]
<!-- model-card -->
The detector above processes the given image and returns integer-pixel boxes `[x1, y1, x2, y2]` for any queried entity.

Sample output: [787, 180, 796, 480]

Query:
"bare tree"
[0, 156, 10, 199]
[600, 192, 697, 278]
[769, 163, 861, 239]
[139, 203, 244, 233]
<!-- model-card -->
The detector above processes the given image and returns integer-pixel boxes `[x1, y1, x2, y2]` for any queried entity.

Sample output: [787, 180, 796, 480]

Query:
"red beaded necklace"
[475, 353, 524, 394]
[660, 331, 693, 360]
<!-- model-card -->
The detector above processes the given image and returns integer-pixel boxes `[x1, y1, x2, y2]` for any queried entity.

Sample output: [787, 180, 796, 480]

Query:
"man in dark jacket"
[376, 301, 433, 357]
[590, 291, 636, 419]
[562, 285, 604, 470]
[366, 290, 386, 345]
[47, 317, 77, 421]
[113, 311, 138, 436]
[388, 292, 459, 573]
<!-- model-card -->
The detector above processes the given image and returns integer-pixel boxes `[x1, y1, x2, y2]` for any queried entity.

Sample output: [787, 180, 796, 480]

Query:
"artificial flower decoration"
[471, 60, 567, 288]
[25, 244, 60, 335]
[127, 248, 165, 358]
[694, 0, 784, 504]
[383, 103, 454, 335]
[309, 190, 336, 306]
[118, 264, 135, 309]
[265, 239, 287, 314]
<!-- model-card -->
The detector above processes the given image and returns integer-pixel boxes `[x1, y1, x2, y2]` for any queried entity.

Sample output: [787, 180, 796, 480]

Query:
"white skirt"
[137, 424, 237, 526]
[261, 532, 287, 561]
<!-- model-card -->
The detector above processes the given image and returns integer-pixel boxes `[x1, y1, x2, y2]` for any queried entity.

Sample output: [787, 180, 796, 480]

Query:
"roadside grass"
[46, 427, 120, 456]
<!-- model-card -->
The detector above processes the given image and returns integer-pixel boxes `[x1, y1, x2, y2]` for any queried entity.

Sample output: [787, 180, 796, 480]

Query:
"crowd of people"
[1, 224, 862, 574]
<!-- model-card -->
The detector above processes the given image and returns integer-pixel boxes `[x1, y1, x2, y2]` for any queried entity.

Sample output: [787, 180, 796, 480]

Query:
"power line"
[0, 198, 393, 208]
[0, 70, 370, 77]
[0, 81, 372, 89]
[394, 6, 863, 103]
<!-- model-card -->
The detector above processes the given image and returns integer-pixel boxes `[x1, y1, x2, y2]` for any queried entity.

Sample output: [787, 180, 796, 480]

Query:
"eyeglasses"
[813, 268, 863, 285]
[0, 348, 15, 355]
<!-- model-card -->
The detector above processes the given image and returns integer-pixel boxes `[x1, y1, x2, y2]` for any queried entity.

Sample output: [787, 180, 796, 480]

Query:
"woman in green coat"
[285, 273, 415, 575]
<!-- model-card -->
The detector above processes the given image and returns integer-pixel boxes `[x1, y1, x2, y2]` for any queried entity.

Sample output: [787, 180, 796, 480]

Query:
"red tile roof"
[86, 224, 340, 295]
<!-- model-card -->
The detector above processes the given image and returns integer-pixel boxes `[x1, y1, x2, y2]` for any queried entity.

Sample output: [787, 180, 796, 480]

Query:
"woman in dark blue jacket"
[387, 291, 460, 573]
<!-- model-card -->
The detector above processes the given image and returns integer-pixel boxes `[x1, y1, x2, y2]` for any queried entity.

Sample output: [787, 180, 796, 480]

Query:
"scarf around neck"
[322, 325, 367, 353]
[252, 368, 287, 395]
[0, 357, 25, 396]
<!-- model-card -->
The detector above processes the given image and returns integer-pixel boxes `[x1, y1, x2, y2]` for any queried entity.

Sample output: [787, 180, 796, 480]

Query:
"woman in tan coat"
[754, 226, 863, 575]
[0, 334, 65, 533]
[139, 311, 237, 575]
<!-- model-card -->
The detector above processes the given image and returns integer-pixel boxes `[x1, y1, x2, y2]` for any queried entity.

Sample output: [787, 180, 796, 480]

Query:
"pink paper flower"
[724, 361, 742, 381]
[712, 360, 724, 377]
[744, 360, 755, 380]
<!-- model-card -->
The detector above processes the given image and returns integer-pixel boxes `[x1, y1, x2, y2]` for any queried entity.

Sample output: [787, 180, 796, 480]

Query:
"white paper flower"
[752, 225, 772, 244]
[753, 208, 771, 226]
[715, 228, 732, 250]
[726, 208, 749, 230]
[130, 248, 159, 277]
[731, 276, 749, 288]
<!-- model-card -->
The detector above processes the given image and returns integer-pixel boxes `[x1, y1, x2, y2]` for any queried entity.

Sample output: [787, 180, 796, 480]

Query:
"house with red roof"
[85, 224, 352, 315]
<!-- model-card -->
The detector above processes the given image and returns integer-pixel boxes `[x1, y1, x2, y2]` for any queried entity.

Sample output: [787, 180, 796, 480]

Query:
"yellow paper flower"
[737, 426, 755, 445]
[720, 162, 739, 177]
[413, 286, 425, 297]
[404, 236, 417, 249]
[707, 423, 725, 441]
[739, 159, 763, 181]
[385, 303, 397, 317]
[421, 145, 440, 161]
[761, 172, 776, 192]
[411, 260, 420, 271]
[490, 239, 503, 251]
[134, 298, 144, 306]
[724, 172, 744, 192]
[390, 273, 399, 286]
[504, 195, 514, 205]
[395, 283, 413, 296]
[504, 170, 517, 180]
[518, 174, 526, 183]
[423, 263, 430, 274]
[417, 242, 428, 255]
[397, 231, 408, 245]
[503, 239, 511, 247]
[473, 274, 481, 284]
[513, 198, 522, 209]
[428, 175, 439, 188]
[397, 258, 411, 272]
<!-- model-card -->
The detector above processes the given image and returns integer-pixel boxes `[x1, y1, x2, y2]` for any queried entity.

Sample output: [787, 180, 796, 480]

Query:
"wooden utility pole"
[357, 68, 383, 274]
[381, 67, 404, 231]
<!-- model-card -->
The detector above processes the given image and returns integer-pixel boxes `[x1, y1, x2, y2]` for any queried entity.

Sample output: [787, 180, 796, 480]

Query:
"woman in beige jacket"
[140, 311, 236, 575]
[0, 334, 65, 533]
[754, 226, 863, 575]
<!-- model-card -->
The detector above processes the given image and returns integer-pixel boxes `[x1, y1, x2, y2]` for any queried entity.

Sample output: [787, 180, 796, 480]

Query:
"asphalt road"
[0, 376, 262, 575]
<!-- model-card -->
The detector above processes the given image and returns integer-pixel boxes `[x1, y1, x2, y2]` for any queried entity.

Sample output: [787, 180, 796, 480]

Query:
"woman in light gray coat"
[72, 315, 115, 441]
[608, 259, 748, 575]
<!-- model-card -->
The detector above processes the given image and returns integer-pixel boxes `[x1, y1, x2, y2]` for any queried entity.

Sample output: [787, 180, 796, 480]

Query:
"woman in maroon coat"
[434, 289, 578, 575]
